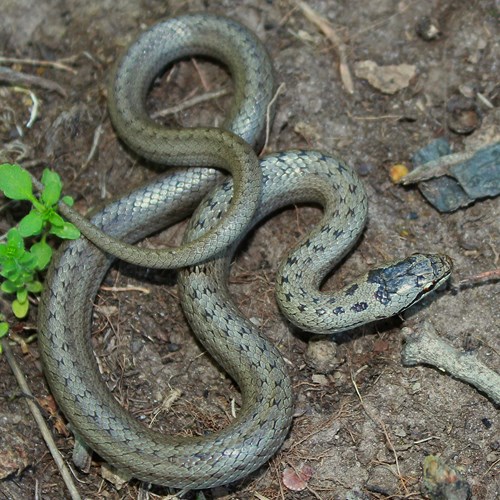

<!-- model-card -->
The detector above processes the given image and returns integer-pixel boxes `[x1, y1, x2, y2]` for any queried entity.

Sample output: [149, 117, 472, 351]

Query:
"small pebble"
[305, 338, 340, 374]
[167, 342, 180, 352]
[394, 425, 407, 437]
[356, 162, 374, 176]
[447, 95, 481, 134]
[130, 339, 144, 354]
[416, 16, 441, 41]
[481, 417, 492, 429]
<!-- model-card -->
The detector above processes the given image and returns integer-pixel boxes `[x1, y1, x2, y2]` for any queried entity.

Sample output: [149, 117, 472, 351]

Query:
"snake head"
[367, 253, 453, 315]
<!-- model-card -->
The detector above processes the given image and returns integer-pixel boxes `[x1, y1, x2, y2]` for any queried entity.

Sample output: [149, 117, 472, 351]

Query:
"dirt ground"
[0, 0, 498, 499]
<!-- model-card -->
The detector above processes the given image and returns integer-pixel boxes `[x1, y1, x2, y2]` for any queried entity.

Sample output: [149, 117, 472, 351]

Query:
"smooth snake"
[38, 13, 452, 492]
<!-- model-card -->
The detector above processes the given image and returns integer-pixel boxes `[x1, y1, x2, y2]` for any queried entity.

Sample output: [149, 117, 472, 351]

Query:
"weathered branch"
[401, 323, 500, 405]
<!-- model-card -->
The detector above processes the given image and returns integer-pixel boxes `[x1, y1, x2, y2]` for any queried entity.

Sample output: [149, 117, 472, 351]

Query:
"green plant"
[0, 315, 8, 353]
[0, 163, 80, 323]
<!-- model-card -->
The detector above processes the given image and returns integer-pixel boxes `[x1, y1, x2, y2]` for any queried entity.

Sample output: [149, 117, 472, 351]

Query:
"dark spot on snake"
[374, 287, 391, 305]
[298, 303, 307, 312]
[345, 284, 358, 296]
[333, 306, 345, 315]
[284, 292, 293, 301]
[333, 229, 344, 239]
[351, 302, 368, 312]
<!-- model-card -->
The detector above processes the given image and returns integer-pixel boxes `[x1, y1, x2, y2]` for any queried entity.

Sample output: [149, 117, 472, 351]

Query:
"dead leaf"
[354, 60, 417, 94]
[38, 395, 69, 436]
[283, 463, 315, 491]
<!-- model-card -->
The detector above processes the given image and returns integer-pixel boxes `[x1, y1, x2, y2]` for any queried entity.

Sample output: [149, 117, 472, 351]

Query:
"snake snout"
[418, 253, 453, 282]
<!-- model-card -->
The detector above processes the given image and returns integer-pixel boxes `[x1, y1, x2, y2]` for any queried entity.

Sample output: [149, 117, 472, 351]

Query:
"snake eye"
[416, 275, 427, 287]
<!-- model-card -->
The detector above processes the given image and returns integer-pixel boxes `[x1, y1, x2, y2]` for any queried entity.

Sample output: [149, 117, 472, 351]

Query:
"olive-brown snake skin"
[38, 13, 452, 492]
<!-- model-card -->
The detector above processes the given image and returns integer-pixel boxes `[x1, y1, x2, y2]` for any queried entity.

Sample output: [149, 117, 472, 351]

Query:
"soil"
[0, 1, 498, 499]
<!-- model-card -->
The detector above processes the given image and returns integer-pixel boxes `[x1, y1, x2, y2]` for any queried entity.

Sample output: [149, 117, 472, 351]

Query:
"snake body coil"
[38, 14, 452, 491]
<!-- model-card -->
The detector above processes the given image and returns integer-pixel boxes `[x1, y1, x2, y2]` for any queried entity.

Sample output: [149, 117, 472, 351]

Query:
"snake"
[37, 13, 453, 492]
[56, 13, 274, 268]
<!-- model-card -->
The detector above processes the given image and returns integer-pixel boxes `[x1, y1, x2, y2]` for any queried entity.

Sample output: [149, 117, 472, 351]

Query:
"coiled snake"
[38, 13, 452, 492]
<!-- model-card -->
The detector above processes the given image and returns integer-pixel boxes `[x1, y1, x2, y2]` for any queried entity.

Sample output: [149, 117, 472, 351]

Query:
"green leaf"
[0, 265, 17, 281]
[0, 163, 35, 201]
[48, 211, 65, 227]
[0, 244, 9, 259]
[6, 228, 24, 251]
[0, 322, 8, 337]
[61, 195, 74, 206]
[18, 210, 45, 237]
[41, 169, 62, 206]
[1, 280, 19, 294]
[0, 261, 22, 280]
[16, 288, 28, 304]
[30, 241, 52, 270]
[50, 221, 80, 240]
[26, 280, 43, 293]
[12, 298, 29, 318]
[0, 321, 8, 352]
[19, 251, 36, 267]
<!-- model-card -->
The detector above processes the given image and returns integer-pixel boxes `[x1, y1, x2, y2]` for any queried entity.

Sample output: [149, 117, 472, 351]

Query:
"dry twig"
[454, 269, 500, 290]
[263, 82, 286, 153]
[398, 151, 476, 185]
[0, 66, 66, 96]
[0, 56, 77, 74]
[151, 88, 231, 119]
[350, 367, 409, 493]
[401, 323, 500, 405]
[1, 339, 82, 500]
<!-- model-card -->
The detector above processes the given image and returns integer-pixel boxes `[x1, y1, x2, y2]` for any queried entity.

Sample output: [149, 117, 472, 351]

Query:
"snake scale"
[38, 13, 452, 492]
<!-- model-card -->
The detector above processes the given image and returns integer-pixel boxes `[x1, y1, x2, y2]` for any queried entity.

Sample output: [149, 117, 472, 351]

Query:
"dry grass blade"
[0, 56, 77, 74]
[295, 1, 354, 94]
